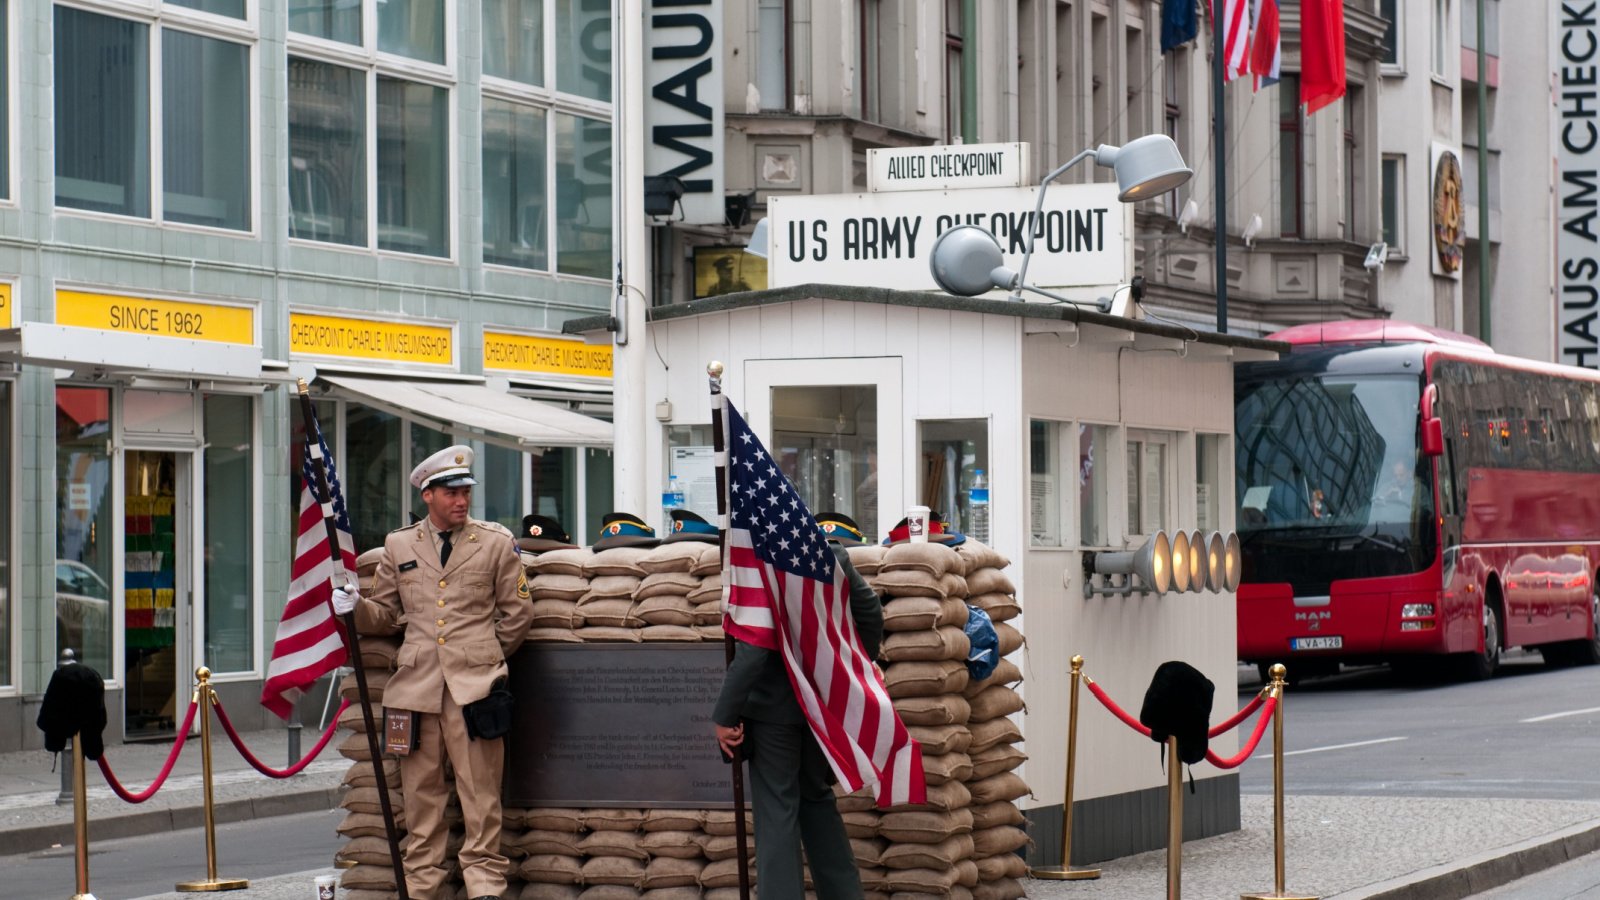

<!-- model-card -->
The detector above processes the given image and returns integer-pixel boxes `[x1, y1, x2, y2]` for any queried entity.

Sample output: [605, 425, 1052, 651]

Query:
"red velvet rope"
[212, 696, 352, 779]
[1209, 691, 1266, 738]
[96, 698, 201, 803]
[1085, 680, 1153, 737]
[1204, 697, 1278, 770]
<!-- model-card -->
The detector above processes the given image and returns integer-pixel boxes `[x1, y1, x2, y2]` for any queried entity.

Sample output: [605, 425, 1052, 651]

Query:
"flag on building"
[261, 409, 356, 719]
[1161, 0, 1199, 53]
[717, 396, 926, 807]
[1300, 0, 1347, 113]
[1248, 0, 1281, 90]
[1213, 0, 1251, 81]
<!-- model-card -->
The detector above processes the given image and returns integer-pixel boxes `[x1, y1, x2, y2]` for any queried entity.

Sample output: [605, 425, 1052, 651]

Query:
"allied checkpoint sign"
[767, 181, 1133, 293]
[505, 643, 745, 808]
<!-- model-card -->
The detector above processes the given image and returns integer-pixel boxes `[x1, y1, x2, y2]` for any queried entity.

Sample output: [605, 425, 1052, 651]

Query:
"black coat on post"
[37, 663, 108, 760]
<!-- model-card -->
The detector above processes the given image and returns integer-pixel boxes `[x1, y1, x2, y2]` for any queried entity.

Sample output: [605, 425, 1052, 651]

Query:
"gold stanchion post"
[1241, 664, 1317, 900]
[1166, 734, 1183, 900]
[69, 730, 96, 900]
[1030, 655, 1100, 880]
[177, 668, 248, 893]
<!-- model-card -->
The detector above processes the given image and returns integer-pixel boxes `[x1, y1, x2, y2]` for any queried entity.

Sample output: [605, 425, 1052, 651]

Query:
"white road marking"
[1273, 736, 1408, 757]
[1519, 706, 1600, 723]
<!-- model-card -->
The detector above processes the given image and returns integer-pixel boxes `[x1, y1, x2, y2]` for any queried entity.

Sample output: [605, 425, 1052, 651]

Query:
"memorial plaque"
[504, 643, 745, 808]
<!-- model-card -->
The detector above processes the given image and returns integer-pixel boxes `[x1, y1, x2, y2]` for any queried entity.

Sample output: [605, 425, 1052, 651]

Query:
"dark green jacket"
[712, 545, 882, 726]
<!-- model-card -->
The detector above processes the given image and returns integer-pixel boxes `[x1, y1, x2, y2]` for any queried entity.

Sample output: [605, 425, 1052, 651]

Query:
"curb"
[1332, 817, 1600, 899]
[0, 785, 342, 857]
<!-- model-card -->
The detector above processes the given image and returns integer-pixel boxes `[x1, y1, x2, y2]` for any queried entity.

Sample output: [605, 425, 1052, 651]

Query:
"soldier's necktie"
[440, 530, 453, 566]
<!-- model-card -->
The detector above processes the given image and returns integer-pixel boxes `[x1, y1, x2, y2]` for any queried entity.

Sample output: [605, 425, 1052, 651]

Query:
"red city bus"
[1234, 320, 1600, 681]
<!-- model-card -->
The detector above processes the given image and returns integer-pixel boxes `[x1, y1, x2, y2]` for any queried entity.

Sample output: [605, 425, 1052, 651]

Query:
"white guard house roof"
[321, 374, 613, 451]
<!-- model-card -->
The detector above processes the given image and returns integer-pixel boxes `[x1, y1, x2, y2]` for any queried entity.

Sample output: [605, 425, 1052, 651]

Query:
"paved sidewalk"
[6, 721, 1600, 898]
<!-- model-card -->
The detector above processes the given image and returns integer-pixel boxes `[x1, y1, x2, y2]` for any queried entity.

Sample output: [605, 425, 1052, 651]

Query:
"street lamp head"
[1094, 134, 1193, 202]
[929, 226, 1017, 297]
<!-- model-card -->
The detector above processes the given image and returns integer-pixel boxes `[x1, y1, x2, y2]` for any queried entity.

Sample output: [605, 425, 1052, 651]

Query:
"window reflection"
[772, 386, 878, 540]
[56, 387, 114, 675]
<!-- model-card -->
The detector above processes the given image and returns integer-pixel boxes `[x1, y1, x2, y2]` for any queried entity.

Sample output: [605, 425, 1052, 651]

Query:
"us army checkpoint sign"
[767, 182, 1132, 293]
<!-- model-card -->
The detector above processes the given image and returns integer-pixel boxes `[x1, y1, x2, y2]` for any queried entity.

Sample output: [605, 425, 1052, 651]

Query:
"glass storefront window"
[204, 395, 253, 673]
[289, 0, 361, 44]
[376, 77, 449, 257]
[408, 422, 451, 523]
[346, 405, 401, 553]
[55, 8, 151, 218]
[555, 113, 613, 278]
[530, 447, 578, 537]
[379, 0, 445, 63]
[482, 443, 527, 534]
[162, 31, 250, 231]
[1197, 433, 1224, 533]
[772, 386, 878, 540]
[667, 425, 717, 523]
[1079, 423, 1111, 547]
[56, 387, 114, 675]
[918, 419, 989, 539]
[1030, 420, 1060, 547]
[484, 0, 544, 85]
[288, 58, 367, 246]
[555, 0, 611, 101]
[0, 383, 9, 685]
[584, 447, 614, 545]
[483, 98, 549, 270]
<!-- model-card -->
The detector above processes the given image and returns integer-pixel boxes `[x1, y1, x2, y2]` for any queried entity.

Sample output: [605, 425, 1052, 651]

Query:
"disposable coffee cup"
[906, 506, 931, 543]
[315, 874, 337, 899]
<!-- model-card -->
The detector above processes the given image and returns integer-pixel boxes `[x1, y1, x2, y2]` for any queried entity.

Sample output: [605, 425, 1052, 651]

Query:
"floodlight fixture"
[1168, 530, 1192, 593]
[1085, 531, 1172, 597]
[928, 226, 1112, 311]
[1185, 530, 1206, 591]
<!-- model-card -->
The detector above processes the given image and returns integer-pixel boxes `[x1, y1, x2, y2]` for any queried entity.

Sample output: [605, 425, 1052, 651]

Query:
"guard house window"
[667, 424, 717, 525]
[757, 0, 790, 111]
[1126, 430, 1172, 537]
[54, 6, 252, 230]
[918, 419, 990, 540]
[1279, 73, 1303, 238]
[1030, 420, 1062, 547]
[1079, 423, 1111, 548]
[1382, 155, 1404, 254]
[56, 386, 115, 677]
[945, 0, 965, 142]
[773, 386, 879, 542]
[1196, 433, 1224, 532]
[288, 0, 454, 257]
[203, 394, 255, 674]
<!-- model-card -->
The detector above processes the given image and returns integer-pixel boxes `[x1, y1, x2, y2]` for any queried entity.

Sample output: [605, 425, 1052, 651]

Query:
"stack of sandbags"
[953, 539, 1030, 900]
[574, 548, 648, 642]
[333, 663, 405, 899]
[635, 543, 710, 643]
[688, 546, 725, 642]
[355, 546, 386, 594]
[511, 808, 725, 899]
[527, 548, 591, 642]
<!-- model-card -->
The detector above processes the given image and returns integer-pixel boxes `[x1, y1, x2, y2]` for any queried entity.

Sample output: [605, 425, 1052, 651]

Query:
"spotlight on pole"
[1084, 531, 1172, 597]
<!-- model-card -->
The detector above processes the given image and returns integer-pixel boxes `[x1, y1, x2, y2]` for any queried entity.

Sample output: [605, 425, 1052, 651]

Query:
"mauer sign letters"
[1560, 1, 1600, 368]
[645, 0, 725, 224]
[768, 183, 1132, 292]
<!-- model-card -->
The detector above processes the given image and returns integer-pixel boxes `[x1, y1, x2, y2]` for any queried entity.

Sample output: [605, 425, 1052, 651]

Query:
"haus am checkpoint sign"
[767, 182, 1132, 293]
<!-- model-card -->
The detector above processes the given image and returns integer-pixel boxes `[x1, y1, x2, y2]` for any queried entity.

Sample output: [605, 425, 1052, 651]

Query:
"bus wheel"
[1459, 600, 1502, 681]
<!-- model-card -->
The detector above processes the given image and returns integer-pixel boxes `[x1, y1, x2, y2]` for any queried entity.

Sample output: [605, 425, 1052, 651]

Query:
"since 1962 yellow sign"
[56, 289, 255, 345]
[0, 283, 11, 329]
[483, 330, 613, 379]
[290, 311, 455, 367]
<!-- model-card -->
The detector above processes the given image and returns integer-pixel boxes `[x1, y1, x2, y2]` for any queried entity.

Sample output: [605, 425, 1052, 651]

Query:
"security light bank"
[1084, 529, 1241, 598]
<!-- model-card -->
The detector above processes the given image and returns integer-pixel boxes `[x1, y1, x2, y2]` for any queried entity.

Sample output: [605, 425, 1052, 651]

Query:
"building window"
[56, 386, 115, 676]
[1382, 155, 1404, 253]
[1432, 0, 1449, 77]
[773, 386, 879, 540]
[482, 0, 611, 275]
[54, 5, 252, 229]
[1125, 16, 1150, 144]
[1163, 47, 1187, 217]
[1126, 430, 1173, 537]
[1380, 0, 1400, 68]
[1344, 88, 1360, 241]
[203, 394, 254, 674]
[1278, 74, 1303, 238]
[288, 0, 454, 257]
[757, 0, 790, 111]
[945, 0, 965, 142]
[1079, 423, 1111, 548]
[860, 0, 883, 122]
[1030, 420, 1061, 547]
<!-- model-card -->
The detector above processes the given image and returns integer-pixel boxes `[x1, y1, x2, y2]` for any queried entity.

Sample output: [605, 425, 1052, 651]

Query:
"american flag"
[1213, 0, 1251, 82]
[260, 407, 356, 719]
[1248, 0, 1281, 90]
[718, 395, 926, 807]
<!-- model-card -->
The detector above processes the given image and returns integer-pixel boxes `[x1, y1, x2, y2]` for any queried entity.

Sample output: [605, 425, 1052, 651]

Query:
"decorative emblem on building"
[1433, 151, 1464, 273]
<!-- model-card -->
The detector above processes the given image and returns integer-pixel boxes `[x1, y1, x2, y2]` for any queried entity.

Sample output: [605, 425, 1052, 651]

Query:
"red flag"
[1300, 0, 1346, 114]
[260, 414, 355, 719]
[719, 396, 927, 808]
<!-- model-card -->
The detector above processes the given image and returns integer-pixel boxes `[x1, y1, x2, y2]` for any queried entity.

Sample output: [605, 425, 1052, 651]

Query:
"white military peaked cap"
[411, 445, 478, 490]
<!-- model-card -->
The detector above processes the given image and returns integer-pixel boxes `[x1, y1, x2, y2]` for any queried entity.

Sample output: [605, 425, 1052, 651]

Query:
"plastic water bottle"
[969, 469, 991, 543]
[662, 475, 684, 534]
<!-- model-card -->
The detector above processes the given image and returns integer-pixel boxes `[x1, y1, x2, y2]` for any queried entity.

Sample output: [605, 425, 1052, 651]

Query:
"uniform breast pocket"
[465, 642, 502, 668]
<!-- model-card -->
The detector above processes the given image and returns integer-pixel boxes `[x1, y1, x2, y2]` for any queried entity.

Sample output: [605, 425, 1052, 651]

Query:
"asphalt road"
[0, 807, 342, 900]
[1234, 650, 1600, 801]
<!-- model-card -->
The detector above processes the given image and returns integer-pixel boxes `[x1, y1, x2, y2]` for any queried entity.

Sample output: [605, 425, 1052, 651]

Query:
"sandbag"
[970, 799, 1027, 829]
[639, 541, 706, 574]
[882, 867, 956, 894]
[573, 597, 642, 628]
[905, 723, 972, 756]
[888, 779, 971, 813]
[579, 830, 650, 859]
[642, 624, 702, 642]
[881, 542, 955, 576]
[965, 568, 1017, 596]
[963, 659, 1023, 698]
[692, 600, 725, 626]
[841, 809, 881, 838]
[940, 572, 970, 599]
[689, 544, 722, 576]
[884, 660, 969, 698]
[881, 627, 970, 663]
[872, 569, 946, 599]
[581, 856, 646, 886]
[576, 626, 642, 643]
[967, 591, 1021, 623]
[850, 836, 887, 866]
[700, 858, 757, 889]
[920, 751, 974, 786]
[514, 830, 584, 857]
[530, 574, 589, 601]
[994, 622, 1024, 656]
[967, 717, 1023, 753]
[529, 627, 584, 642]
[702, 810, 755, 836]
[581, 575, 641, 601]
[528, 548, 592, 577]
[879, 834, 974, 870]
[636, 571, 700, 599]
[952, 538, 1010, 572]
[521, 855, 584, 884]
[878, 807, 975, 843]
[844, 544, 888, 575]
[584, 547, 650, 577]
[338, 836, 396, 866]
[526, 809, 585, 832]
[641, 856, 704, 889]
[975, 852, 1029, 882]
[584, 808, 647, 831]
[640, 830, 706, 859]
[643, 809, 706, 831]
[531, 599, 578, 628]
[972, 879, 1026, 900]
[971, 824, 1031, 856]
[968, 771, 1031, 804]
[686, 578, 723, 603]
[967, 685, 1025, 722]
[881, 597, 943, 632]
[892, 694, 972, 726]
[339, 865, 397, 890]
[970, 743, 1028, 779]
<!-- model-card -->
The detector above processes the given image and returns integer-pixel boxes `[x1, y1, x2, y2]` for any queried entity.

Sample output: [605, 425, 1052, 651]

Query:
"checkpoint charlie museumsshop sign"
[768, 181, 1132, 292]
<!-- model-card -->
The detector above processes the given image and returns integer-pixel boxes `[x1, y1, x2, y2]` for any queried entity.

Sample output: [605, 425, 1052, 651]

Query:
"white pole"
[613, 0, 650, 512]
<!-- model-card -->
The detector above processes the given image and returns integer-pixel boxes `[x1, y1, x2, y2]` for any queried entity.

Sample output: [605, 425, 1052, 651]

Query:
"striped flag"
[1213, 0, 1251, 82]
[260, 407, 356, 719]
[1248, 0, 1281, 90]
[717, 395, 926, 807]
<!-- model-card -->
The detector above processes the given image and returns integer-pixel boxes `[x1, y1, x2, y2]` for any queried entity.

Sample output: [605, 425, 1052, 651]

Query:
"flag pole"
[295, 380, 409, 900]
[1212, 0, 1229, 334]
[708, 361, 752, 900]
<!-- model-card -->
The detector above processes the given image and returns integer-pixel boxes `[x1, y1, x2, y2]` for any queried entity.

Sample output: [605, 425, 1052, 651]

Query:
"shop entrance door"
[122, 449, 194, 740]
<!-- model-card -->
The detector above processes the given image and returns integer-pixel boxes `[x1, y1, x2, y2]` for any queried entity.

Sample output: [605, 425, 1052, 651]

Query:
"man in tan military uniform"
[333, 445, 533, 900]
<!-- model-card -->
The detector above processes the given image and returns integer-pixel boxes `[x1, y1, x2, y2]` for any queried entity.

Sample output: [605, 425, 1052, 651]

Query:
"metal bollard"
[175, 668, 248, 893]
[1240, 665, 1318, 900]
[55, 649, 77, 807]
[1028, 655, 1100, 880]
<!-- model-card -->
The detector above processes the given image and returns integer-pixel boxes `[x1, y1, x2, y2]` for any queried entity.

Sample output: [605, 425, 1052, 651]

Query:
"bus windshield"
[1234, 369, 1437, 592]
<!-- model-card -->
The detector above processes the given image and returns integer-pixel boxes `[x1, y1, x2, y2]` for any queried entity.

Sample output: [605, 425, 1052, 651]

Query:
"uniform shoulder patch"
[516, 570, 531, 601]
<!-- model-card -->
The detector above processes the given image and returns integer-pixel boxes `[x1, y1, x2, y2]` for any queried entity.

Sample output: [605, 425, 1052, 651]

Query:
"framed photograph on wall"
[693, 247, 767, 299]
